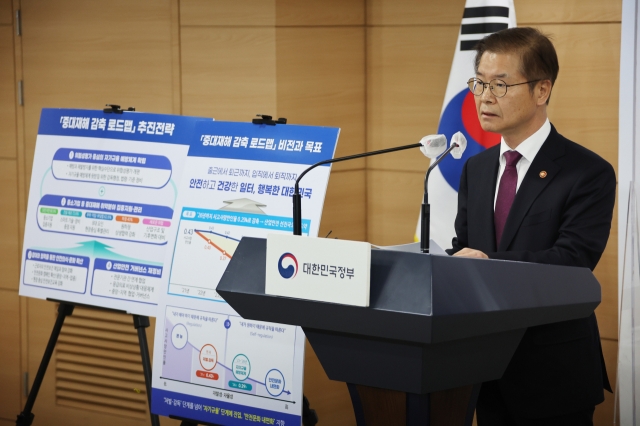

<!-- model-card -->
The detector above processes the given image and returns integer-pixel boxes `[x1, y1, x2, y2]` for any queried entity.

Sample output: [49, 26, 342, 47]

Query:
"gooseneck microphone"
[420, 131, 467, 253]
[292, 135, 448, 236]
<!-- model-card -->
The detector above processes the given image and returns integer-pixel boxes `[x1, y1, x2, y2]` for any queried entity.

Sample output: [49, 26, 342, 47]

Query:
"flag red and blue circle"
[437, 89, 501, 191]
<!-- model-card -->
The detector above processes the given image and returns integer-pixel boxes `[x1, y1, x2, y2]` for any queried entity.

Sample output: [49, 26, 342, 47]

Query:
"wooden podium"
[217, 237, 601, 426]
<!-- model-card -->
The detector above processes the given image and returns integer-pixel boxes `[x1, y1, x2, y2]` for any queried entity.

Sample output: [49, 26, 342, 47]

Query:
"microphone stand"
[293, 143, 423, 236]
[420, 143, 459, 253]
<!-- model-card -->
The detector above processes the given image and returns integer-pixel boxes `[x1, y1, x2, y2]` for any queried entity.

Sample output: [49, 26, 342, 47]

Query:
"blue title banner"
[25, 249, 89, 268]
[152, 388, 301, 426]
[93, 258, 163, 278]
[37, 108, 208, 144]
[39, 195, 174, 219]
[52, 148, 172, 170]
[181, 208, 311, 235]
[189, 121, 340, 166]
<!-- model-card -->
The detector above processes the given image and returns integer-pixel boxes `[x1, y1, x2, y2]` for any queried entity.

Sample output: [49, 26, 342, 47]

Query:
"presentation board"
[18, 108, 204, 316]
[150, 121, 339, 425]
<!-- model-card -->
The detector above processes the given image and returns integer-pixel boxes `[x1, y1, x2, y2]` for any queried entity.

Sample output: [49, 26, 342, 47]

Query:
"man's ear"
[537, 80, 552, 105]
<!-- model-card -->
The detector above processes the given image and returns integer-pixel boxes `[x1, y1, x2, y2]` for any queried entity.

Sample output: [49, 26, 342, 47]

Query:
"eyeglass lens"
[468, 78, 508, 97]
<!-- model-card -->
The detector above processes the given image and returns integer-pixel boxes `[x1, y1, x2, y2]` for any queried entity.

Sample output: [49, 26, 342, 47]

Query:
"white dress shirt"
[494, 119, 551, 210]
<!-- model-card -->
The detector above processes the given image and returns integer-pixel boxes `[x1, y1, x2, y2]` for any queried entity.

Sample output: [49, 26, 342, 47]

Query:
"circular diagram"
[265, 369, 285, 397]
[199, 344, 218, 371]
[232, 354, 251, 381]
[171, 324, 188, 350]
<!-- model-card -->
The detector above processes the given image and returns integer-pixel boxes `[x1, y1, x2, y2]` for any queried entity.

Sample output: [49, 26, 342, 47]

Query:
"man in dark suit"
[448, 27, 615, 425]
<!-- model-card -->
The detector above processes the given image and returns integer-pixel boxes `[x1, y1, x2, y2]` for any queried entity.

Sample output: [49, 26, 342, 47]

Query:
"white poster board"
[151, 121, 339, 425]
[617, 0, 640, 421]
[19, 108, 203, 316]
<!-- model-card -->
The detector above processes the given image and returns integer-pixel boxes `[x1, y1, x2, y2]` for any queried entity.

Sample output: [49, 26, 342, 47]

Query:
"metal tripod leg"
[16, 303, 75, 426]
[133, 315, 161, 426]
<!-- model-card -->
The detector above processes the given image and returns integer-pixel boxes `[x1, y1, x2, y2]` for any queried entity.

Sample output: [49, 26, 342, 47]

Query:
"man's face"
[475, 51, 539, 139]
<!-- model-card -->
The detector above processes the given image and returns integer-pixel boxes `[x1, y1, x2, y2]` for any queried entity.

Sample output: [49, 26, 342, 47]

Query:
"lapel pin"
[539, 171, 547, 178]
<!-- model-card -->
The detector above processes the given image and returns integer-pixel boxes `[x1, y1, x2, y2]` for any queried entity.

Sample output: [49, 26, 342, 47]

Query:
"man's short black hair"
[474, 27, 559, 104]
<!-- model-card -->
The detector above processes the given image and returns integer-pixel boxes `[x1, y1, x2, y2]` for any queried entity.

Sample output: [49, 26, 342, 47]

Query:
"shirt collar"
[499, 118, 551, 163]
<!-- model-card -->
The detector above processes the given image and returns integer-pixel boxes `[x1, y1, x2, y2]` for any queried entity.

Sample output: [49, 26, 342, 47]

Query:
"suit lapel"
[498, 127, 565, 251]
[478, 147, 500, 252]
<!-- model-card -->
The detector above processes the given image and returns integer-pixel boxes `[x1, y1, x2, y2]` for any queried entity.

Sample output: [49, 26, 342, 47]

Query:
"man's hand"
[453, 248, 488, 259]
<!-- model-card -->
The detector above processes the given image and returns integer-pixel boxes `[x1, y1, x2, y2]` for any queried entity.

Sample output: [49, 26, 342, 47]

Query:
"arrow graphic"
[30, 240, 162, 265]
[184, 339, 294, 398]
[219, 198, 267, 214]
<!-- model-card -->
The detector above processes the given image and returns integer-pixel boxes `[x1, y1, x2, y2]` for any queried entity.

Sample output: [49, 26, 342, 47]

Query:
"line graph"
[168, 206, 311, 301]
[162, 306, 298, 402]
[194, 229, 240, 259]
[169, 222, 242, 300]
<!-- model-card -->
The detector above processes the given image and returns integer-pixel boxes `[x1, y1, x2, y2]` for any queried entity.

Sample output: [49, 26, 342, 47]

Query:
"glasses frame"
[467, 77, 542, 98]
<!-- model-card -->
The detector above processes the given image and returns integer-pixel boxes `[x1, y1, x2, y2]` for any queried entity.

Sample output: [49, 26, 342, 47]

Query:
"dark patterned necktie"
[494, 150, 522, 246]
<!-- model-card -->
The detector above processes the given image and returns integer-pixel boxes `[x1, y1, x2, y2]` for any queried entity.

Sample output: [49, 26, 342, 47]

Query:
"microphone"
[420, 131, 467, 253]
[420, 134, 448, 158]
[292, 135, 447, 236]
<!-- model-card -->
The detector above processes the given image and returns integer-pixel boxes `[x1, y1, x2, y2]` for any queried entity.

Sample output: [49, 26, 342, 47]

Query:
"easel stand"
[133, 314, 156, 421]
[16, 301, 160, 426]
[16, 303, 74, 426]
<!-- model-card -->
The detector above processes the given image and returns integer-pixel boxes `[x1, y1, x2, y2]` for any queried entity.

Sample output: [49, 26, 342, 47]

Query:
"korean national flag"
[415, 0, 517, 249]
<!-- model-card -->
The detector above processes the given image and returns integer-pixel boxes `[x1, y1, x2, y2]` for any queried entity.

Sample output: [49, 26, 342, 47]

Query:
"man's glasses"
[467, 77, 541, 98]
